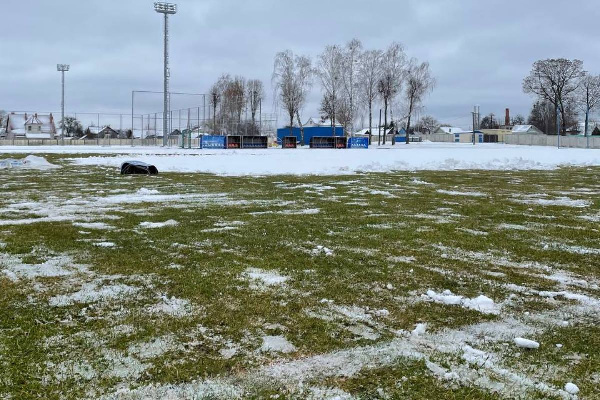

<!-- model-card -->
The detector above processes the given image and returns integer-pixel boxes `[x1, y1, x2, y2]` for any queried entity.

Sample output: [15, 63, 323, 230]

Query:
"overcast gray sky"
[1, 0, 598, 129]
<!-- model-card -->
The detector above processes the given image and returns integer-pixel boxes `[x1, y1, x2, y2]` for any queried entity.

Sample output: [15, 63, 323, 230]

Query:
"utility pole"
[585, 105, 590, 149]
[57, 64, 70, 145]
[472, 106, 477, 145]
[378, 109, 382, 146]
[154, 2, 177, 147]
[556, 104, 560, 149]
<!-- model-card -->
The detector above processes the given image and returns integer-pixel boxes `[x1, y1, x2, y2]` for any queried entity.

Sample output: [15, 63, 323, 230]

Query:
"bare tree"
[335, 98, 352, 133]
[403, 59, 435, 144]
[0, 110, 6, 130]
[319, 93, 335, 124]
[377, 42, 407, 145]
[222, 76, 246, 133]
[415, 115, 439, 134]
[317, 45, 344, 136]
[480, 114, 499, 129]
[272, 50, 313, 144]
[209, 83, 221, 134]
[341, 38, 362, 136]
[209, 74, 230, 135]
[577, 73, 600, 136]
[60, 116, 83, 137]
[511, 114, 526, 125]
[523, 58, 584, 135]
[358, 49, 382, 144]
[247, 79, 264, 130]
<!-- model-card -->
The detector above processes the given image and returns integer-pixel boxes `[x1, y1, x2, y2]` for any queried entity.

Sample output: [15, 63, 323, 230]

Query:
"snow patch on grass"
[0, 254, 87, 280]
[94, 241, 116, 248]
[49, 282, 138, 307]
[148, 295, 193, 317]
[245, 268, 289, 288]
[423, 290, 500, 315]
[260, 335, 296, 353]
[139, 219, 178, 229]
[72, 222, 114, 230]
[128, 335, 180, 360]
[512, 195, 591, 208]
[437, 189, 486, 197]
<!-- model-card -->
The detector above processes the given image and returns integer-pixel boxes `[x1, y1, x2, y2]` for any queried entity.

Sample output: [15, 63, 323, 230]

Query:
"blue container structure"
[277, 126, 344, 146]
[241, 136, 268, 148]
[347, 137, 369, 149]
[200, 135, 226, 149]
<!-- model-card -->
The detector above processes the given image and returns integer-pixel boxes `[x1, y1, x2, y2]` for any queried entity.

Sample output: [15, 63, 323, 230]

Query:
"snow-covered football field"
[0, 144, 599, 399]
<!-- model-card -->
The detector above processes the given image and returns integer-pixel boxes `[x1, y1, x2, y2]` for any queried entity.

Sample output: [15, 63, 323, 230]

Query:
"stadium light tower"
[154, 2, 177, 146]
[57, 64, 70, 140]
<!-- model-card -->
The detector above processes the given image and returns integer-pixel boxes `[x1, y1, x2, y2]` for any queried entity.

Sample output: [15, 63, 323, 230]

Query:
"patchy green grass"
[0, 154, 599, 399]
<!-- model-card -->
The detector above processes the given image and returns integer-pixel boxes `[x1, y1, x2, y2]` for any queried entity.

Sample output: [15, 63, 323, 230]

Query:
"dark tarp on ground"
[120, 161, 158, 175]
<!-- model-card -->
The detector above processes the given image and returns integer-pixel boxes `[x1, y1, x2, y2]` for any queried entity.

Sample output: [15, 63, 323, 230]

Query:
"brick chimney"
[505, 108, 510, 126]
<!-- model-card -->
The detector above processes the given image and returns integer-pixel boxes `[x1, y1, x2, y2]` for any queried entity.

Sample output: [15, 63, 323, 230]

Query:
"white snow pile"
[312, 245, 334, 256]
[564, 382, 580, 395]
[136, 188, 160, 195]
[94, 242, 116, 248]
[260, 335, 296, 353]
[423, 290, 500, 314]
[139, 220, 179, 229]
[53, 142, 600, 176]
[0, 155, 59, 170]
[412, 323, 427, 337]
[514, 338, 540, 349]
[72, 222, 114, 230]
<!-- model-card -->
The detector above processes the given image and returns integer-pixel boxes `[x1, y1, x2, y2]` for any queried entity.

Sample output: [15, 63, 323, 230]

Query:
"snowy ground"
[0, 151, 599, 399]
[0, 142, 599, 175]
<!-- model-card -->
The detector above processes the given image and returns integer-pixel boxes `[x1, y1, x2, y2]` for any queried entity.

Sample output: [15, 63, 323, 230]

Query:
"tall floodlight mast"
[57, 64, 70, 142]
[153, 2, 177, 146]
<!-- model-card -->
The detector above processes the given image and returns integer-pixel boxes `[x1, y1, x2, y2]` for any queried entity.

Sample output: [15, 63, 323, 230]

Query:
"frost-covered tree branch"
[404, 59, 435, 142]
[272, 50, 313, 143]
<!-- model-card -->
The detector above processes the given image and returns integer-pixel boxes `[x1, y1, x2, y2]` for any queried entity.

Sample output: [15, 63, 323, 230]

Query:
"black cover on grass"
[121, 161, 158, 175]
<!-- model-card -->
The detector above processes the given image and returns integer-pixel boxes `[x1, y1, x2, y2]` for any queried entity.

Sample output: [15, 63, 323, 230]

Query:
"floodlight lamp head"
[57, 64, 70, 72]
[154, 2, 177, 14]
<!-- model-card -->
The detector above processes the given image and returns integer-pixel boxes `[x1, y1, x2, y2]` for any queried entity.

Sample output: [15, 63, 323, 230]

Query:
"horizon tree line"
[272, 39, 436, 145]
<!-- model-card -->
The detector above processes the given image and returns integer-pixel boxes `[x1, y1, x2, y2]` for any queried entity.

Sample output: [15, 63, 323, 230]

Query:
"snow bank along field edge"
[1, 142, 600, 175]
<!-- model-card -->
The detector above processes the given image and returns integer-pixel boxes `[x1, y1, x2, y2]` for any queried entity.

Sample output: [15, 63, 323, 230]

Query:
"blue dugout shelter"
[277, 126, 344, 146]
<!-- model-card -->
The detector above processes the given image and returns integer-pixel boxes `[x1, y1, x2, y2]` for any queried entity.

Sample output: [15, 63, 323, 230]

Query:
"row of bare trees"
[523, 58, 600, 135]
[272, 39, 435, 144]
[207, 75, 265, 135]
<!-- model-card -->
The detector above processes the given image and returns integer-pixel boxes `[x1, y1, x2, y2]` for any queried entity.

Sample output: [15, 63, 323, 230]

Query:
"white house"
[305, 116, 342, 127]
[575, 121, 599, 135]
[511, 125, 543, 134]
[435, 126, 471, 134]
[2, 112, 56, 139]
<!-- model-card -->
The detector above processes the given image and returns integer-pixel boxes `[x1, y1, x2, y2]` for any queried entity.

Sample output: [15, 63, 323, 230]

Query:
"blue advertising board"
[200, 135, 226, 149]
[277, 126, 344, 146]
[347, 137, 369, 149]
